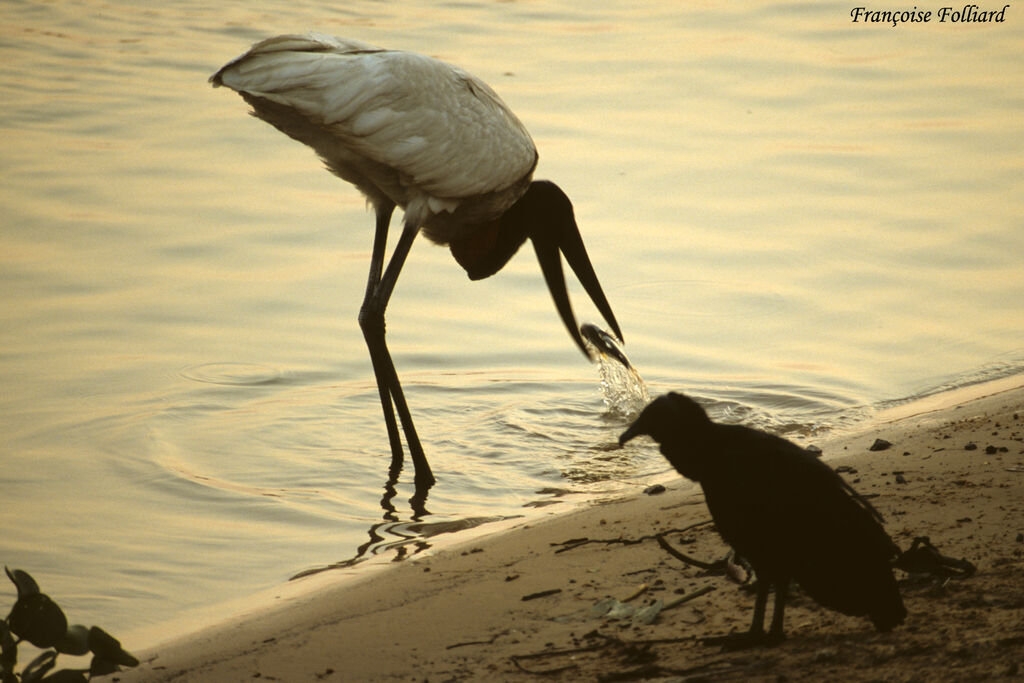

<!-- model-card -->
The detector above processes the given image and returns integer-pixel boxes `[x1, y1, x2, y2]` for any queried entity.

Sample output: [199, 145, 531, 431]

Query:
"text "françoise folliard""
[851, 4, 1010, 26]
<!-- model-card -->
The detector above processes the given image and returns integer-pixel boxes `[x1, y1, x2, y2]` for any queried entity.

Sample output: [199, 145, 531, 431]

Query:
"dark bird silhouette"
[619, 392, 906, 647]
[210, 34, 621, 490]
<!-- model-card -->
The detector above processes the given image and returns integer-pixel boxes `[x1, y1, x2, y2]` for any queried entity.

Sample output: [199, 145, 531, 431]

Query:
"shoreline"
[120, 376, 1024, 681]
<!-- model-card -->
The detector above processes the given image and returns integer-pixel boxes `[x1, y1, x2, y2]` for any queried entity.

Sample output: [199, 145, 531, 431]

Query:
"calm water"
[2, 0, 1022, 643]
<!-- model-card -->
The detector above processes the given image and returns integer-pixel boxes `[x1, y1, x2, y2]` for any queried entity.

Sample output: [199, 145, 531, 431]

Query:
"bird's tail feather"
[868, 581, 907, 632]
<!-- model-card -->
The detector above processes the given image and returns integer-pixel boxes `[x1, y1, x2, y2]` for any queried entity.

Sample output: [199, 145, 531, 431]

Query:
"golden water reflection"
[1, 0, 1022, 639]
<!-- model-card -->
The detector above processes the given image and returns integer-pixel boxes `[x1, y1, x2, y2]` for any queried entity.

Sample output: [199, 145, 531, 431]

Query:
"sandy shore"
[120, 379, 1024, 682]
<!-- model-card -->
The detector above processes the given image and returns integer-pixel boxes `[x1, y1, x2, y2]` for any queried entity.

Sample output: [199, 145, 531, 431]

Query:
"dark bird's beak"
[618, 421, 645, 448]
[533, 219, 622, 360]
[580, 323, 632, 369]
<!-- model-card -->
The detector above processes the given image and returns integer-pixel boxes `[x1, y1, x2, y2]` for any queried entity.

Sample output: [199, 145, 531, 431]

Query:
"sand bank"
[120, 379, 1024, 681]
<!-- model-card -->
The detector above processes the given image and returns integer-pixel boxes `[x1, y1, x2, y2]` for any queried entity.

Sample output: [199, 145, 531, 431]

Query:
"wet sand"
[120, 379, 1024, 682]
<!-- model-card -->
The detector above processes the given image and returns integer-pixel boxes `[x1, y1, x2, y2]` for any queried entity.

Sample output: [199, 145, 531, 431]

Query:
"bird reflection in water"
[290, 504, 519, 580]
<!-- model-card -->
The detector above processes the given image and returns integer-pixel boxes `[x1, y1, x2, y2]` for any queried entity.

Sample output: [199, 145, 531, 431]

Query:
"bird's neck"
[448, 217, 528, 281]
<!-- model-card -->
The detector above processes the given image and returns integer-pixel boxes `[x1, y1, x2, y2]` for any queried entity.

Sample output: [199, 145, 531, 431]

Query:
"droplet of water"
[595, 354, 650, 419]
[580, 323, 650, 419]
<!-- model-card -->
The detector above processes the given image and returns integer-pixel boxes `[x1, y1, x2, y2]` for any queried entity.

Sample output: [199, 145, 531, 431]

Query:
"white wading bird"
[211, 33, 622, 489]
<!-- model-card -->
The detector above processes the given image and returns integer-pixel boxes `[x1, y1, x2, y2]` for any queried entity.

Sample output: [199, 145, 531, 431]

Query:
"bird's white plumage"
[211, 33, 538, 240]
[211, 35, 622, 487]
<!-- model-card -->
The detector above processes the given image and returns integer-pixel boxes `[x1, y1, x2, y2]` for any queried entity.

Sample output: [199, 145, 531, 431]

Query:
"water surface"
[1, 0, 1022, 641]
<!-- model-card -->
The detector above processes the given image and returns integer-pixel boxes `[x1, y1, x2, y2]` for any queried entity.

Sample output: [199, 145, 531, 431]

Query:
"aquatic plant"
[2, 567, 138, 682]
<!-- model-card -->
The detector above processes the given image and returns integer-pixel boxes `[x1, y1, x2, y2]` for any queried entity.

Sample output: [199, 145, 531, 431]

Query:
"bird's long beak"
[618, 422, 645, 448]
[532, 222, 623, 359]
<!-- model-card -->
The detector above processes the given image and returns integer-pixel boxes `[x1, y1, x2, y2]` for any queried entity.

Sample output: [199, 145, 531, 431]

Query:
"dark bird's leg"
[766, 579, 789, 645]
[749, 579, 770, 640]
[361, 203, 402, 469]
[703, 578, 782, 650]
[358, 205, 435, 489]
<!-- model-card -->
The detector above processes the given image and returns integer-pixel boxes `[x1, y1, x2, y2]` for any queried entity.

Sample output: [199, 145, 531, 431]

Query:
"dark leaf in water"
[1, 621, 16, 673]
[8, 593, 68, 649]
[56, 625, 90, 656]
[89, 656, 119, 678]
[20, 650, 57, 682]
[88, 627, 139, 668]
[4, 567, 40, 598]
[40, 671, 89, 683]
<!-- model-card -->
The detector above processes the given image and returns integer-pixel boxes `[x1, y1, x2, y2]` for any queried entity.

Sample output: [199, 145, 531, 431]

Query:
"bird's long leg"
[702, 578, 771, 650]
[363, 202, 395, 298]
[766, 578, 789, 645]
[749, 579, 769, 639]
[358, 212, 435, 489]
[372, 218, 433, 487]
[360, 203, 403, 474]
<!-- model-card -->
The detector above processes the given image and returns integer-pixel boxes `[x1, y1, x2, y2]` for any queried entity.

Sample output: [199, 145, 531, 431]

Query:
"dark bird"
[619, 392, 906, 647]
[210, 34, 622, 489]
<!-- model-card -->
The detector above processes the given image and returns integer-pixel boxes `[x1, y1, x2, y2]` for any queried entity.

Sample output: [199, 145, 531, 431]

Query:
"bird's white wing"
[211, 33, 537, 204]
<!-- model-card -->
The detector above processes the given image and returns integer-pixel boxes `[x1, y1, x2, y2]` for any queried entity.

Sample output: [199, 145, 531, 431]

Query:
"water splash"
[596, 356, 651, 420]
[581, 323, 650, 419]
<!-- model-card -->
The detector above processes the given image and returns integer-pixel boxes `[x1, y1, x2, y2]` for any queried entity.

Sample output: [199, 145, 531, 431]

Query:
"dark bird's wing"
[703, 425, 905, 630]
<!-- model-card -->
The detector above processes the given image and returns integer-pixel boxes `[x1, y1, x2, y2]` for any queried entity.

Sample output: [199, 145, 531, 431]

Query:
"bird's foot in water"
[701, 629, 784, 651]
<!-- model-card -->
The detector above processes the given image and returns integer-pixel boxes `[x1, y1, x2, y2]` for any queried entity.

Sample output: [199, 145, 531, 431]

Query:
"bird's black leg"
[373, 218, 433, 487]
[749, 579, 769, 639]
[358, 211, 435, 489]
[702, 579, 772, 650]
[766, 578, 789, 645]
[360, 203, 403, 473]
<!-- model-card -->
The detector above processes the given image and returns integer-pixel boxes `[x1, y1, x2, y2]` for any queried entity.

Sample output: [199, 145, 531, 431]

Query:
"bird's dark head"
[449, 180, 622, 358]
[619, 392, 711, 446]
[619, 392, 712, 480]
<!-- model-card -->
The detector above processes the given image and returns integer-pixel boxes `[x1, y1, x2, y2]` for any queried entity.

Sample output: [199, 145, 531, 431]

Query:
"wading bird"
[619, 393, 905, 647]
[211, 34, 622, 489]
